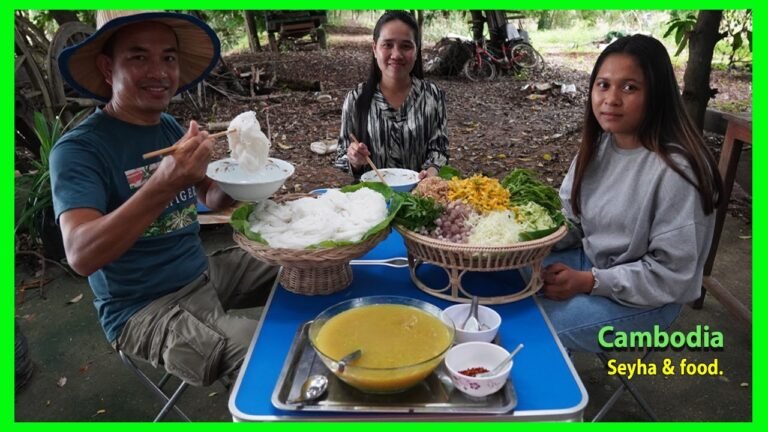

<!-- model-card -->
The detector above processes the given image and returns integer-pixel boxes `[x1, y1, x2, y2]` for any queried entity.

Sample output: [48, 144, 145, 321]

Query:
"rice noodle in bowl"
[227, 111, 271, 172]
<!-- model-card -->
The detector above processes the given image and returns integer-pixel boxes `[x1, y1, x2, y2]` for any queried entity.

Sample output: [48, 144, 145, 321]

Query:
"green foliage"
[420, 11, 472, 43]
[199, 10, 248, 51]
[663, 12, 697, 56]
[664, 10, 752, 69]
[16, 110, 86, 243]
[719, 10, 752, 68]
[26, 10, 95, 34]
[710, 99, 751, 114]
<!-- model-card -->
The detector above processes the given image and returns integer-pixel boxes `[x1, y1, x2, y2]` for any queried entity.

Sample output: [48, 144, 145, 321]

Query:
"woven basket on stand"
[232, 192, 391, 295]
[234, 228, 389, 295]
[395, 224, 568, 304]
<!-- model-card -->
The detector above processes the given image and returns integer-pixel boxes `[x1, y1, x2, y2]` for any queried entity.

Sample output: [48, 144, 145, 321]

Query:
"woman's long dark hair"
[571, 34, 722, 216]
[355, 11, 424, 155]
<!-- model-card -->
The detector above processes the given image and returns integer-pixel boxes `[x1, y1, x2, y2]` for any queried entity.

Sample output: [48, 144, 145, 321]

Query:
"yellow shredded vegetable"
[447, 175, 511, 214]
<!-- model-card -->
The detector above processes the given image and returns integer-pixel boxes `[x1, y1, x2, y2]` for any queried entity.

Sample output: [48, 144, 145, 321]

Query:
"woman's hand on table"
[418, 166, 439, 180]
[540, 263, 594, 300]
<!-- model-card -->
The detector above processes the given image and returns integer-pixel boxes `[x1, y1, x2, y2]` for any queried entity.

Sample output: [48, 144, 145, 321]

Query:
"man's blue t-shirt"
[49, 109, 208, 342]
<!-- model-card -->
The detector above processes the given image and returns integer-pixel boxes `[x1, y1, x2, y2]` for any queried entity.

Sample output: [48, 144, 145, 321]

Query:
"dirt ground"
[158, 24, 751, 222]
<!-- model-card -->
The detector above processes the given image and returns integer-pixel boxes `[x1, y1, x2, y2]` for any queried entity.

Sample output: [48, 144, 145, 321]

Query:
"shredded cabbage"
[467, 210, 522, 245]
[515, 201, 556, 232]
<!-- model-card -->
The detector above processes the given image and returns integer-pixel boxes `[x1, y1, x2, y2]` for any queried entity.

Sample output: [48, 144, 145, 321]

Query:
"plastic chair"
[591, 349, 659, 421]
[117, 349, 191, 422]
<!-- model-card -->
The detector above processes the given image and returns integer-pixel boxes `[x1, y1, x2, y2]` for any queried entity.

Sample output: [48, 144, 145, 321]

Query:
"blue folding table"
[229, 231, 587, 421]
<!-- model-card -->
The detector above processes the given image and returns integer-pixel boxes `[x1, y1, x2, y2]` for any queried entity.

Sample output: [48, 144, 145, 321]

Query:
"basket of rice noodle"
[231, 183, 401, 295]
[394, 169, 568, 304]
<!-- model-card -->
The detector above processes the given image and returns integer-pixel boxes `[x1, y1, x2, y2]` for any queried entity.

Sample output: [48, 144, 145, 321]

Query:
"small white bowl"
[444, 341, 512, 397]
[207, 157, 294, 202]
[360, 168, 419, 192]
[441, 303, 502, 344]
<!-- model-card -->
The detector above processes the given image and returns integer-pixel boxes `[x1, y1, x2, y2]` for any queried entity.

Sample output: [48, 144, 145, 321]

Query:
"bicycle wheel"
[510, 42, 543, 70]
[463, 57, 497, 81]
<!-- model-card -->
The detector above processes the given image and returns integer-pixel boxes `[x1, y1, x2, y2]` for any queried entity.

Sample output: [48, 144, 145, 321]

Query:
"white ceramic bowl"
[360, 168, 419, 192]
[444, 341, 512, 397]
[441, 304, 502, 344]
[207, 157, 294, 202]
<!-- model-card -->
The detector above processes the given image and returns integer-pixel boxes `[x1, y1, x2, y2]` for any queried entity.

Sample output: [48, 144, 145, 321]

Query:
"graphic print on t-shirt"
[124, 162, 199, 237]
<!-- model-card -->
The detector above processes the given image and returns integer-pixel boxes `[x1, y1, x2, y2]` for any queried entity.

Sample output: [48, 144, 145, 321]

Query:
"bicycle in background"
[463, 37, 545, 81]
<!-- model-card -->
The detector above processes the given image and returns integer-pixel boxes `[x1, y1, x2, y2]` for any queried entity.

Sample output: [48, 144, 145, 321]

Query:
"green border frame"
[5, 1, 761, 430]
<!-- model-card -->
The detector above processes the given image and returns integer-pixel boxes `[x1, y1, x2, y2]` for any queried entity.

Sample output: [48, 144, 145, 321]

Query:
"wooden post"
[243, 11, 261, 52]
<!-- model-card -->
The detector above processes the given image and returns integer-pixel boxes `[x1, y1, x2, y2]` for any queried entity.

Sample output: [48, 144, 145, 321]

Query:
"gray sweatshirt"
[559, 134, 715, 307]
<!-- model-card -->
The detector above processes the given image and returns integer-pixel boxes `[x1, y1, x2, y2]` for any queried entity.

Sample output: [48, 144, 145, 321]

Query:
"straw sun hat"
[58, 10, 221, 102]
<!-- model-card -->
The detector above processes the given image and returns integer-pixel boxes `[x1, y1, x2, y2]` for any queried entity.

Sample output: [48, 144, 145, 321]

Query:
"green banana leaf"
[519, 225, 560, 242]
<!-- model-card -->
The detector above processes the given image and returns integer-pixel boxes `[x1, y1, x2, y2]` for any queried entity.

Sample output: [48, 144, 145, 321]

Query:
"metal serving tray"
[271, 321, 517, 414]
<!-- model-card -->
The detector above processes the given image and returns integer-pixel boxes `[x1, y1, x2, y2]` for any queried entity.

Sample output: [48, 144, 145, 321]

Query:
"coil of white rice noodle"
[247, 188, 388, 249]
[228, 111, 271, 172]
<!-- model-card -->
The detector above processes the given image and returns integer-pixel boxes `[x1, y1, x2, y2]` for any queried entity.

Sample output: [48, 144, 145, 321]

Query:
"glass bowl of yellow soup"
[308, 296, 455, 394]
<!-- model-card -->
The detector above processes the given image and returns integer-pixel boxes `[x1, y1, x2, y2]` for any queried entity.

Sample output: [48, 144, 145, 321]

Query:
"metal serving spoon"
[336, 349, 362, 373]
[477, 343, 524, 378]
[287, 374, 328, 404]
[461, 296, 481, 331]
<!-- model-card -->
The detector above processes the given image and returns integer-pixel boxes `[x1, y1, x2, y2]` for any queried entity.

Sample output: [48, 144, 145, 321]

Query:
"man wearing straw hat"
[50, 11, 277, 387]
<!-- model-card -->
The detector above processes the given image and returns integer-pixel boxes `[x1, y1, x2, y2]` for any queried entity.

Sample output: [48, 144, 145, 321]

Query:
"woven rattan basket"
[395, 224, 568, 304]
[232, 193, 391, 295]
[234, 228, 389, 295]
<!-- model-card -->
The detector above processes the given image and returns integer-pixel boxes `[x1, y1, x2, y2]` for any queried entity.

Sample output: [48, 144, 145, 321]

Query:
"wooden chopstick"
[142, 130, 231, 159]
[349, 133, 386, 184]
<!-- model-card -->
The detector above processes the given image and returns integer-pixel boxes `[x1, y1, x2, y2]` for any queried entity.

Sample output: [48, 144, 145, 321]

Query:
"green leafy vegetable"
[501, 169, 565, 228]
[393, 192, 444, 231]
[437, 165, 462, 180]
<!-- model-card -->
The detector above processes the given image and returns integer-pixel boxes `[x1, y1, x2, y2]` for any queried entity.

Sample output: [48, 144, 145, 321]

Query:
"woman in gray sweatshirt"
[537, 34, 723, 352]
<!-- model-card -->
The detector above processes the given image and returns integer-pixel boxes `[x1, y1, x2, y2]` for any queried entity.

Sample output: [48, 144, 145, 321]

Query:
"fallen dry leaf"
[57, 376, 67, 387]
[66, 293, 84, 304]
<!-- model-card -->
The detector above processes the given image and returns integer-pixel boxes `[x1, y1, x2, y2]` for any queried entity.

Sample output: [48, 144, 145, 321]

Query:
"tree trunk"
[243, 11, 261, 52]
[470, 10, 485, 41]
[486, 10, 508, 49]
[50, 11, 80, 26]
[416, 10, 424, 49]
[682, 10, 724, 131]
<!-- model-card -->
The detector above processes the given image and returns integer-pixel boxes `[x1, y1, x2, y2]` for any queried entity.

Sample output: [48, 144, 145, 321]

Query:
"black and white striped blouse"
[335, 77, 449, 176]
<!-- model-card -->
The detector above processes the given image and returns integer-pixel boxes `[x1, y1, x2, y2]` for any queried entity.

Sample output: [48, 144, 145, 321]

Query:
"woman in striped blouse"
[335, 11, 449, 180]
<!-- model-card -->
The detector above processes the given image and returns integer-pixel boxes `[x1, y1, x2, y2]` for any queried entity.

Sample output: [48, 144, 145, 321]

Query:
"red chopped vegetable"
[459, 367, 489, 377]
